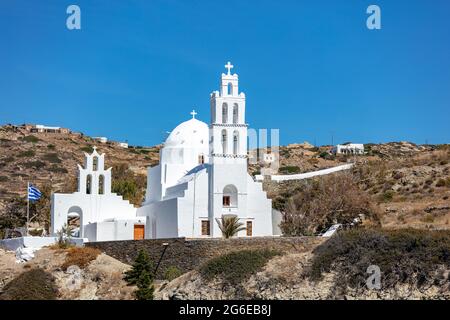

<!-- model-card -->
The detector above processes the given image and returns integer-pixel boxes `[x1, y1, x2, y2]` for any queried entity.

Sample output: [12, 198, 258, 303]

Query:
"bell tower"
[209, 61, 247, 162]
[208, 62, 249, 237]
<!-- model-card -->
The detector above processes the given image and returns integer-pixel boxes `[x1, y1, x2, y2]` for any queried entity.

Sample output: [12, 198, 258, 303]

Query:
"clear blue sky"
[1, 0, 449, 146]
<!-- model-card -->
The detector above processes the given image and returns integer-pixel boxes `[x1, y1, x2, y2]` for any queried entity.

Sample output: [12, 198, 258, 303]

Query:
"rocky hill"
[0, 123, 449, 234]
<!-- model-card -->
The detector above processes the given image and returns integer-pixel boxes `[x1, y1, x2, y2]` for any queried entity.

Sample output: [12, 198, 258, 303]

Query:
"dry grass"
[61, 247, 101, 271]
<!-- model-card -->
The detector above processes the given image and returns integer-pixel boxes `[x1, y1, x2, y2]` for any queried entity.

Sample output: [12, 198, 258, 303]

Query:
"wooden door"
[134, 225, 145, 240]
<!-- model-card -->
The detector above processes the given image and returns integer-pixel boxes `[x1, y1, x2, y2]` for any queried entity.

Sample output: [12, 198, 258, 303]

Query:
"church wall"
[137, 199, 179, 239]
[87, 236, 322, 279]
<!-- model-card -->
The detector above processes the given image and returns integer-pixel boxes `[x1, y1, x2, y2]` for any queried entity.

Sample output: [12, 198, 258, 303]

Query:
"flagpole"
[26, 181, 29, 236]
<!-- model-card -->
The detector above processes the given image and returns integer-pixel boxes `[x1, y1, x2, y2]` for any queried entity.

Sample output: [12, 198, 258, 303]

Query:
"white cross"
[224, 61, 234, 75]
[190, 109, 197, 119]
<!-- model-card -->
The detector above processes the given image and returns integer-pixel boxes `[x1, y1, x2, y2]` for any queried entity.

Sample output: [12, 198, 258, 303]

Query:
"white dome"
[164, 118, 209, 148]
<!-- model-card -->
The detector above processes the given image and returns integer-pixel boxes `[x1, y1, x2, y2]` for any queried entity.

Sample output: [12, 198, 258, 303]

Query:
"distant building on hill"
[93, 137, 108, 143]
[26, 124, 71, 134]
[331, 143, 364, 155]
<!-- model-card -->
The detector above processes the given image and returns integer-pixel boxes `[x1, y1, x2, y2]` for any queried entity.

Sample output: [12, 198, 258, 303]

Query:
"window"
[223, 184, 238, 207]
[86, 174, 92, 194]
[227, 83, 233, 96]
[198, 154, 205, 164]
[99, 174, 104, 194]
[223, 196, 231, 207]
[246, 221, 253, 236]
[93, 156, 98, 171]
[233, 104, 238, 124]
[233, 131, 239, 155]
[222, 103, 228, 123]
[221, 129, 227, 154]
[201, 220, 210, 236]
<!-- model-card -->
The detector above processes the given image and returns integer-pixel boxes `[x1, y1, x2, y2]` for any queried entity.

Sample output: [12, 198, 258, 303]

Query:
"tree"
[135, 270, 154, 300]
[280, 172, 380, 236]
[123, 249, 155, 300]
[124, 249, 154, 285]
[216, 216, 246, 239]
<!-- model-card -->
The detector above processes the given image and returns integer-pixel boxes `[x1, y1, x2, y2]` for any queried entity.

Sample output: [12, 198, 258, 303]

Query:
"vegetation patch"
[23, 160, 46, 169]
[42, 152, 62, 163]
[18, 150, 35, 157]
[306, 228, 450, 290]
[0, 268, 57, 300]
[279, 165, 301, 174]
[80, 145, 94, 153]
[164, 266, 183, 281]
[200, 249, 280, 285]
[20, 135, 40, 143]
[61, 247, 102, 270]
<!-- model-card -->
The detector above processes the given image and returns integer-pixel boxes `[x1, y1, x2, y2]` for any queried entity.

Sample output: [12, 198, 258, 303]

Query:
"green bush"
[47, 144, 56, 150]
[200, 249, 280, 285]
[0, 176, 8, 182]
[279, 166, 301, 174]
[20, 135, 40, 143]
[164, 266, 183, 281]
[18, 150, 35, 157]
[305, 228, 450, 290]
[23, 160, 46, 169]
[80, 146, 94, 153]
[42, 153, 61, 163]
[0, 268, 57, 300]
[124, 249, 155, 300]
[380, 190, 394, 202]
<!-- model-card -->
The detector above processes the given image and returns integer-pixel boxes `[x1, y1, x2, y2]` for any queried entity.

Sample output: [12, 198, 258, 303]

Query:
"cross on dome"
[190, 109, 197, 119]
[224, 61, 234, 75]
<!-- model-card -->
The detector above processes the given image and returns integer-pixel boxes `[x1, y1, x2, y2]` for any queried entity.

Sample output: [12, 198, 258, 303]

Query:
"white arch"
[223, 184, 238, 208]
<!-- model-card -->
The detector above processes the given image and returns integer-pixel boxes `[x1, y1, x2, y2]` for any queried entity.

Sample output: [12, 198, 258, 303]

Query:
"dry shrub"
[280, 172, 379, 236]
[306, 228, 450, 291]
[0, 268, 57, 300]
[61, 247, 101, 271]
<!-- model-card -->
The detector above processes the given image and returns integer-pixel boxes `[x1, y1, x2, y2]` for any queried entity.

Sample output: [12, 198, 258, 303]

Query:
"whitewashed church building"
[51, 63, 276, 242]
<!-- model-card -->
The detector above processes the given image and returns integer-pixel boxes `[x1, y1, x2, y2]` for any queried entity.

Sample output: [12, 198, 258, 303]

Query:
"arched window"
[227, 83, 233, 96]
[86, 174, 92, 194]
[233, 131, 239, 155]
[222, 103, 228, 124]
[223, 184, 238, 208]
[232, 104, 239, 124]
[221, 129, 227, 154]
[92, 156, 98, 171]
[99, 174, 104, 194]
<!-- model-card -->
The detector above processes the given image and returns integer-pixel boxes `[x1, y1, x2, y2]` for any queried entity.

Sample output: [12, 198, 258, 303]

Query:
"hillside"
[0, 123, 449, 234]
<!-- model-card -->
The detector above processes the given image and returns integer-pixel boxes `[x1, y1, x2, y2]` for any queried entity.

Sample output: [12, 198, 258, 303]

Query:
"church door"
[134, 225, 145, 240]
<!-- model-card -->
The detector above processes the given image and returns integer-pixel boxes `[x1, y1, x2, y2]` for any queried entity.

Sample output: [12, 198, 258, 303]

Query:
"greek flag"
[28, 184, 42, 201]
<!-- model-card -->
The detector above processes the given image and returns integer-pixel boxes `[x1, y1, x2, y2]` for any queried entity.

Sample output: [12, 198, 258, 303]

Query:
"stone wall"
[86, 236, 321, 279]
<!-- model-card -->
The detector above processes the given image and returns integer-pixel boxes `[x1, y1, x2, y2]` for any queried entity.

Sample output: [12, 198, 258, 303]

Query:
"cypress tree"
[124, 249, 154, 285]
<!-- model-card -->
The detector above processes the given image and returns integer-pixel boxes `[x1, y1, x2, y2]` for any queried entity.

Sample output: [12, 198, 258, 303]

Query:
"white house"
[51, 62, 276, 242]
[331, 143, 364, 155]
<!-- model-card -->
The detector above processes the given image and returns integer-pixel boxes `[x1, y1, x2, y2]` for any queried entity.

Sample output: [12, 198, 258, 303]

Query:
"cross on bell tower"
[224, 61, 234, 75]
[190, 109, 197, 119]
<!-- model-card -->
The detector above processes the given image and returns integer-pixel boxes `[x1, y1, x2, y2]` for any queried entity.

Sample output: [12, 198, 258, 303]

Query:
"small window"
[201, 220, 210, 236]
[93, 156, 98, 171]
[223, 196, 231, 207]
[86, 174, 92, 194]
[198, 154, 205, 164]
[99, 174, 104, 194]
[246, 221, 253, 236]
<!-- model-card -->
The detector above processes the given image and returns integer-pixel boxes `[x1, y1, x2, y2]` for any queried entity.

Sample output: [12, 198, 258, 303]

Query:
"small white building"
[118, 142, 128, 148]
[332, 143, 364, 155]
[51, 147, 142, 242]
[93, 137, 108, 143]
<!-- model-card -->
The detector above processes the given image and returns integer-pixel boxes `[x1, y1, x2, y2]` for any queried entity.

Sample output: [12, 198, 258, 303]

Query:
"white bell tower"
[209, 61, 247, 162]
[77, 146, 112, 195]
[208, 62, 249, 237]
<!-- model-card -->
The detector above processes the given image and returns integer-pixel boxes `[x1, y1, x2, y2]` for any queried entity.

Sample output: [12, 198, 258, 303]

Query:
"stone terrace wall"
[86, 236, 321, 279]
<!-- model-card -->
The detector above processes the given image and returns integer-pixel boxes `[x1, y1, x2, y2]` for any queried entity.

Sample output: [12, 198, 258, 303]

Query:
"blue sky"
[0, 0, 449, 146]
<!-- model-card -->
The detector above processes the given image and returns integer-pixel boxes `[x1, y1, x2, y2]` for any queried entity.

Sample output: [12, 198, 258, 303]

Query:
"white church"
[51, 63, 277, 242]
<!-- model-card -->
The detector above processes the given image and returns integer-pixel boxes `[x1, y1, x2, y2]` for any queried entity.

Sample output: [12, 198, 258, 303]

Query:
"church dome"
[164, 117, 209, 148]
